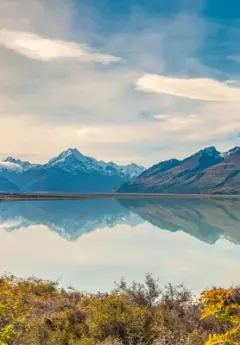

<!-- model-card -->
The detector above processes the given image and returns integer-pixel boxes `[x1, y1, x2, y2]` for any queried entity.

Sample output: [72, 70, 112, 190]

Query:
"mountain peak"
[2, 156, 34, 171]
[46, 148, 145, 179]
[222, 146, 240, 158]
[60, 148, 84, 159]
[4, 156, 20, 163]
[201, 146, 219, 156]
[125, 162, 145, 169]
[186, 146, 220, 162]
[65, 148, 80, 154]
[48, 148, 87, 166]
[227, 146, 240, 155]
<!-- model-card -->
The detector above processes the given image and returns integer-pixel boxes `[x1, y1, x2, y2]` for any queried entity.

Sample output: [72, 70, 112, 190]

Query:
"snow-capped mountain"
[118, 163, 146, 179]
[2, 157, 38, 172]
[47, 148, 100, 172]
[45, 148, 145, 179]
[0, 149, 145, 192]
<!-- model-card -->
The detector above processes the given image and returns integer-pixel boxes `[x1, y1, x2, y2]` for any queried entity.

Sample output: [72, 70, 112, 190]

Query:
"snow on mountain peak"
[51, 148, 83, 160]
[4, 157, 18, 163]
[119, 163, 145, 178]
[46, 148, 145, 178]
[0, 149, 145, 181]
[3, 157, 35, 171]
[47, 148, 102, 173]
[0, 160, 23, 172]
[61, 148, 84, 159]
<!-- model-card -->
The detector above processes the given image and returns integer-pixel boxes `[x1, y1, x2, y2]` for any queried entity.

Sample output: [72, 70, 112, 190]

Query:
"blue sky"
[0, 0, 239, 166]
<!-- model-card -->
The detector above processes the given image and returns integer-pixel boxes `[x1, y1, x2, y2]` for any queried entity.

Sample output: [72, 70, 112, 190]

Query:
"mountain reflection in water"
[119, 198, 240, 245]
[0, 198, 239, 245]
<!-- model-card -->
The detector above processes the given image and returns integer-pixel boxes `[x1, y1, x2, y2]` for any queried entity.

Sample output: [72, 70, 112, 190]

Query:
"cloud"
[0, 100, 239, 166]
[153, 102, 240, 142]
[155, 114, 203, 131]
[0, 29, 120, 63]
[0, 0, 239, 165]
[136, 74, 240, 101]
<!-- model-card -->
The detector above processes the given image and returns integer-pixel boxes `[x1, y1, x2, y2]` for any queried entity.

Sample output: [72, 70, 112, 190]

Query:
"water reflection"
[0, 199, 142, 240]
[120, 198, 240, 245]
[1, 198, 239, 245]
[0, 198, 239, 292]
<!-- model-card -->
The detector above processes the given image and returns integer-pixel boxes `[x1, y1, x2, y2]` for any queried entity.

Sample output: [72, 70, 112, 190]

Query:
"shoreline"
[0, 192, 240, 201]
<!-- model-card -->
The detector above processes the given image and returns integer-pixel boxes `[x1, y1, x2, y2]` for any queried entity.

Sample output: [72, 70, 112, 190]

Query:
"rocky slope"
[118, 146, 240, 194]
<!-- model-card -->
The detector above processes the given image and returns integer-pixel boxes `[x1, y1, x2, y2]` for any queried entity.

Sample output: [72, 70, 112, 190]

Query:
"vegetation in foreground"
[0, 274, 239, 345]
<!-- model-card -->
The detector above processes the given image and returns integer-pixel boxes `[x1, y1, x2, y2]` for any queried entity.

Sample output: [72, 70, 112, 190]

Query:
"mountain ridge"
[118, 146, 240, 194]
[0, 148, 145, 193]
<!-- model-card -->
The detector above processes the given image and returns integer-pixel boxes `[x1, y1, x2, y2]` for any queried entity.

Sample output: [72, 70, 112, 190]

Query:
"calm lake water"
[0, 198, 240, 292]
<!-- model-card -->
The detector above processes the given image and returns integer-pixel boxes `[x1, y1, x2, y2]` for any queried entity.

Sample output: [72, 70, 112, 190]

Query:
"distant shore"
[0, 192, 240, 201]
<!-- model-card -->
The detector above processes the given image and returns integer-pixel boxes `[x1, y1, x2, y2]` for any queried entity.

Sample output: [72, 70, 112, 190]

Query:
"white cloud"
[153, 102, 240, 145]
[136, 74, 240, 101]
[0, 29, 120, 63]
[0, 0, 239, 165]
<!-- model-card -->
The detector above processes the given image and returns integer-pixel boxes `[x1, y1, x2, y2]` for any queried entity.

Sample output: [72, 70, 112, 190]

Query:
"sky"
[0, 0, 239, 166]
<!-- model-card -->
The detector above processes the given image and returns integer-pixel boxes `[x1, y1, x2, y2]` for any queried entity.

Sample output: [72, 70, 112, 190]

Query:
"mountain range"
[0, 146, 239, 194]
[118, 146, 240, 194]
[0, 148, 145, 193]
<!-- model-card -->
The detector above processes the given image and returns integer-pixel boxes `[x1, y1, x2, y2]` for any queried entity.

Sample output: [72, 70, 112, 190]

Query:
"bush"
[0, 274, 238, 345]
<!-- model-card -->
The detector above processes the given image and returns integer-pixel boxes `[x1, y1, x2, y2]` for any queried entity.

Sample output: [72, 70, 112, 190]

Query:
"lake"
[0, 197, 240, 293]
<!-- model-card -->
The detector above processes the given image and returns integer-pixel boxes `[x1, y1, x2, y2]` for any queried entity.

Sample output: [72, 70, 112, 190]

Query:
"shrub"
[201, 288, 240, 345]
[1, 274, 239, 345]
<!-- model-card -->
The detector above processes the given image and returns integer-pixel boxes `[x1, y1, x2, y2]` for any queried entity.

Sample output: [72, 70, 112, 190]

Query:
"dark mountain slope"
[0, 177, 19, 192]
[119, 147, 240, 194]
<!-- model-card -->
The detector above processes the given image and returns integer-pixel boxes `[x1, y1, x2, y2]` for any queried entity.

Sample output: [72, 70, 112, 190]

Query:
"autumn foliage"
[0, 274, 239, 345]
[201, 288, 240, 345]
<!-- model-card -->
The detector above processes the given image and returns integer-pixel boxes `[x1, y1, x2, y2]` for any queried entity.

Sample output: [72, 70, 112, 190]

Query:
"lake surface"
[0, 198, 240, 293]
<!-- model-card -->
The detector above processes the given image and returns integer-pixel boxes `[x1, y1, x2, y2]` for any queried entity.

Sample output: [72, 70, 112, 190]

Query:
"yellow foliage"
[201, 288, 240, 345]
[78, 294, 150, 342]
[2, 274, 240, 345]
